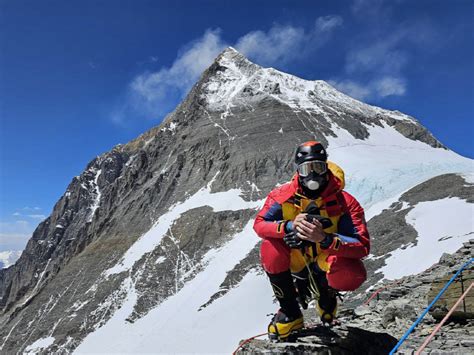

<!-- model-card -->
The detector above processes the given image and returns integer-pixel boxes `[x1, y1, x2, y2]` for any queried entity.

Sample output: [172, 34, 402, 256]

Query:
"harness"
[282, 191, 346, 273]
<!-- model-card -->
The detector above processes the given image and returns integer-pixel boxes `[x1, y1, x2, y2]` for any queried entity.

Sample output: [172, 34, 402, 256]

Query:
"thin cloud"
[0, 232, 31, 252]
[21, 206, 42, 211]
[113, 29, 227, 123]
[235, 25, 306, 66]
[328, 79, 371, 101]
[88, 61, 98, 70]
[345, 35, 408, 75]
[330, 76, 406, 101]
[351, 0, 392, 18]
[315, 15, 344, 32]
[131, 29, 226, 104]
[331, 33, 409, 100]
[27, 214, 47, 220]
[112, 17, 343, 124]
[330, 1, 439, 102]
[373, 76, 406, 97]
[0, 220, 34, 251]
[235, 16, 342, 66]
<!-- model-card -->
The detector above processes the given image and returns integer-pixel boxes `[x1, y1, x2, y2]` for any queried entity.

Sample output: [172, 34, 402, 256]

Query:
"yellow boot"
[316, 283, 339, 324]
[268, 309, 304, 340]
[267, 270, 304, 340]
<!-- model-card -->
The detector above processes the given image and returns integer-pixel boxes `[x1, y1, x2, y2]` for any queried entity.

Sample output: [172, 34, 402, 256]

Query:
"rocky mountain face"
[0, 48, 472, 353]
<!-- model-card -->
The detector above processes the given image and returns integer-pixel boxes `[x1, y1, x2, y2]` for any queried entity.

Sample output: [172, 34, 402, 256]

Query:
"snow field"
[379, 197, 473, 280]
[105, 172, 263, 275]
[75, 221, 275, 353]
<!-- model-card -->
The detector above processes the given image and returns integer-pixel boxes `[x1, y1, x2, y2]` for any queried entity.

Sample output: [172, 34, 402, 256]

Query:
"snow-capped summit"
[205, 47, 419, 128]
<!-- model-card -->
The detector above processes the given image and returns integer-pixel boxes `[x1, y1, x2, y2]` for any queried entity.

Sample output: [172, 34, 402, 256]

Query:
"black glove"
[283, 231, 312, 249]
[305, 201, 333, 229]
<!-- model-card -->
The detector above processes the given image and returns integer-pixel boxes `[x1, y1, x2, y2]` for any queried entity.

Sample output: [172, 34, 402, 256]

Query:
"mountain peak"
[213, 46, 259, 74]
[215, 47, 252, 65]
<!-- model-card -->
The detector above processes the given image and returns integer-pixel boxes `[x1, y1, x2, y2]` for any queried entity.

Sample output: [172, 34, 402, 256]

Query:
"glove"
[283, 231, 305, 249]
[283, 221, 304, 248]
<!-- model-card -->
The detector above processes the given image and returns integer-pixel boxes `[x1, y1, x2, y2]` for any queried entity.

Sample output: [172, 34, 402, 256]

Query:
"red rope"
[363, 281, 400, 306]
[232, 332, 268, 355]
[231, 321, 325, 354]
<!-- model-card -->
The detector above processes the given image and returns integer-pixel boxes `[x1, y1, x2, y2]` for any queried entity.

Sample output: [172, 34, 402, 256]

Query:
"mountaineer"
[253, 141, 370, 340]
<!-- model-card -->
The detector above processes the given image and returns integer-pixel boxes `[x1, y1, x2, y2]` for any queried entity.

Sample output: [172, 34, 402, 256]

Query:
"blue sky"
[1, 0, 473, 250]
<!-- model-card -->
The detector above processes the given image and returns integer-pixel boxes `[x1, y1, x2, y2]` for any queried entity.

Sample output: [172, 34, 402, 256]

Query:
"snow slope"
[379, 196, 473, 280]
[76, 223, 274, 353]
[326, 122, 472, 209]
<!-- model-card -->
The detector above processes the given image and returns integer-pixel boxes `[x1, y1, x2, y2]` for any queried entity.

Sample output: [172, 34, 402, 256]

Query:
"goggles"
[297, 160, 327, 177]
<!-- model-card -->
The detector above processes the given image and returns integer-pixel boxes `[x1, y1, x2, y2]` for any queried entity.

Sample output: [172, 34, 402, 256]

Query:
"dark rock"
[237, 325, 397, 355]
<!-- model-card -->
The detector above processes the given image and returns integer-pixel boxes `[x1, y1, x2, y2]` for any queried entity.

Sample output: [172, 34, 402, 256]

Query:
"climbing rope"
[232, 332, 268, 355]
[363, 281, 401, 306]
[389, 258, 473, 354]
[415, 281, 473, 354]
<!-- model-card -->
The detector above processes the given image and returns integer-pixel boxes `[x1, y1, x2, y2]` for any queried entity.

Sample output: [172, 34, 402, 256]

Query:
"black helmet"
[295, 141, 328, 165]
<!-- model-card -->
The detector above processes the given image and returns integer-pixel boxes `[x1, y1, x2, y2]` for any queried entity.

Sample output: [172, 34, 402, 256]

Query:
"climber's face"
[297, 160, 328, 191]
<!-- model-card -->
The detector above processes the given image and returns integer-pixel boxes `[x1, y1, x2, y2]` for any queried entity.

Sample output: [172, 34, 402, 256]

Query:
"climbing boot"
[267, 270, 304, 340]
[314, 271, 339, 324]
[268, 309, 304, 340]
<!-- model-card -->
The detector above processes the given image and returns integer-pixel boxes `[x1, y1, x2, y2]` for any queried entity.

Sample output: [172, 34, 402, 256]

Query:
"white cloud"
[330, 1, 440, 102]
[329, 79, 371, 101]
[21, 206, 42, 211]
[345, 40, 407, 75]
[331, 30, 411, 101]
[373, 76, 406, 97]
[27, 214, 47, 220]
[114, 16, 343, 123]
[351, 0, 389, 17]
[236, 16, 343, 66]
[330, 76, 406, 101]
[315, 15, 344, 32]
[235, 25, 305, 66]
[0, 220, 35, 252]
[126, 29, 227, 119]
[0, 233, 31, 252]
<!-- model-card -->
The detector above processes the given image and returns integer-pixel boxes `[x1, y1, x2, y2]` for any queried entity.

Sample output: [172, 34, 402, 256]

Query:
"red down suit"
[253, 162, 370, 291]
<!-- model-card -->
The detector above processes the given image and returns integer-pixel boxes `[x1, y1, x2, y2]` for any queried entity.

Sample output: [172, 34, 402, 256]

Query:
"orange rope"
[231, 321, 328, 354]
[415, 282, 473, 354]
[232, 332, 268, 355]
[363, 281, 400, 306]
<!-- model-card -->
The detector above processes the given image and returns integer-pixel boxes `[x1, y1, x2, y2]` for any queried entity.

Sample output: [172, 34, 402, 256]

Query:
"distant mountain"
[0, 251, 22, 269]
[0, 47, 472, 353]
